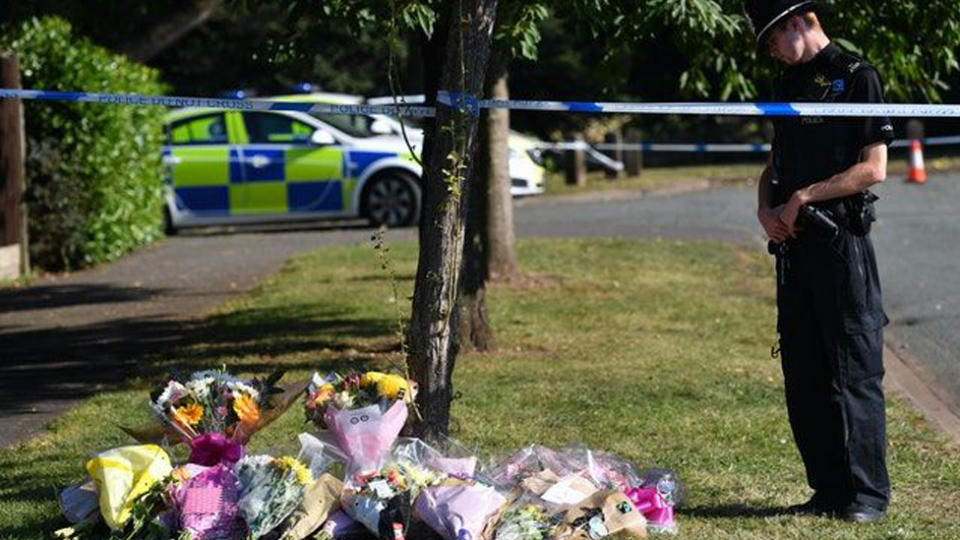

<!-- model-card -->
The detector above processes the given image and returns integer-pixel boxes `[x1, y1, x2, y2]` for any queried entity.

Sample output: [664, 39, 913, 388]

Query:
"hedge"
[1, 16, 167, 270]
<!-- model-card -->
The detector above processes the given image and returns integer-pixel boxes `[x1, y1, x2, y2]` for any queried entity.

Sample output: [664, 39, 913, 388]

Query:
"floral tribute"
[341, 459, 445, 540]
[494, 503, 559, 540]
[235, 455, 314, 539]
[54, 366, 684, 540]
[305, 371, 415, 472]
[150, 369, 284, 466]
[304, 371, 413, 425]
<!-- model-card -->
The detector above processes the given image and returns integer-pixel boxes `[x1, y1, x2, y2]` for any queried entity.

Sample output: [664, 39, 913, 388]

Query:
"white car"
[278, 92, 546, 196]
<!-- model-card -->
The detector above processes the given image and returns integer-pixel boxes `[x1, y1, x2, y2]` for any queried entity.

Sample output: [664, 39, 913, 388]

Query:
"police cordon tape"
[535, 135, 960, 154]
[3, 88, 960, 119]
[0, 89, 437, 117]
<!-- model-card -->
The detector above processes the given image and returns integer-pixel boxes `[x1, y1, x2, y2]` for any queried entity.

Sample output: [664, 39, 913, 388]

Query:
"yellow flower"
[173, 403, 204, 426]
[277, 456, 314, 486]
[233, 393, 260, 426]
[171, 466, 192, 484]
[361, 371, 387, 387]
[377, 375, 409, 400]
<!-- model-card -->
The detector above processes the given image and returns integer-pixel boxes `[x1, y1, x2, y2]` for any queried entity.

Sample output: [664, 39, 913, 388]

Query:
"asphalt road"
[1, 172, 957, 447]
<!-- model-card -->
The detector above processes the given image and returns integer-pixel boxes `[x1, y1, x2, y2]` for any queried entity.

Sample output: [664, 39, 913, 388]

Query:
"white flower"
[227, 381, 260, 402]
[185, 379, 212, 401]
[154, 381, 188, 408]
[333, 391, 354, 409]
[190, 370, 223, 382]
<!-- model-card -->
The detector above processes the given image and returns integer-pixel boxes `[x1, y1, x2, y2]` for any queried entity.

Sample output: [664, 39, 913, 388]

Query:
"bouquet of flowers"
[305, 371, 415, 471]
[341, 460, 446, 540]
[493, 501, 559, 540]
[86, 445, 174, 530]
[552, 490, 647, 540]
[150, 369, 286, 466]
[393, 437, 478, 481]
[414, 483, 507, 540]
[235, 455, 314, 539]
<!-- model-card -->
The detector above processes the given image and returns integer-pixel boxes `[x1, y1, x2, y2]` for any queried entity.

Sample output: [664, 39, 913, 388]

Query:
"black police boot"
[785, 493, 840, 516]
[840, 503, 886, 523]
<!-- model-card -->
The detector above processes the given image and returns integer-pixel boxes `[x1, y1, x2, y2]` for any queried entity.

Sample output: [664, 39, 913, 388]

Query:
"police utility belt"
[767, 190, 878, 256]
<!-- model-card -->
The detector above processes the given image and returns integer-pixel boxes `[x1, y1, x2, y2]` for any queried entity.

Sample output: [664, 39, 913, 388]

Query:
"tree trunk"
[485, 68, 517, 279]
[119, 0, 224, 63]
[458, 100, 495, 353]
[408, 0, 499, 442]
[0, 54, 29, 275]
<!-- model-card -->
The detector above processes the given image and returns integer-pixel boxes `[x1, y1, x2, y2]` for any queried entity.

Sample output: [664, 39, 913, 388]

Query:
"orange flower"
[233, 393, 260, 426]
[173, 403, 204, 426]
[312, 387, 335, 409]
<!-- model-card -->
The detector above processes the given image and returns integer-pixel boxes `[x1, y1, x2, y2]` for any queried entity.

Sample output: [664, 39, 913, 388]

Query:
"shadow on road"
[0, 302, 397, 422]
[176, 218, 376, 237]
[0, 283, 167, 313]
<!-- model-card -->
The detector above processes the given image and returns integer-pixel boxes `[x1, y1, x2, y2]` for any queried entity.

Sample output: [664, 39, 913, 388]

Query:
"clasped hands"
[758, 190, 809, 243]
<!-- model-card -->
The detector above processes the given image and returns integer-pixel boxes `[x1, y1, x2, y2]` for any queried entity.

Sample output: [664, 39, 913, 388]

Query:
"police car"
[162, 107, 422, 233]
[285, 92, 546, 196]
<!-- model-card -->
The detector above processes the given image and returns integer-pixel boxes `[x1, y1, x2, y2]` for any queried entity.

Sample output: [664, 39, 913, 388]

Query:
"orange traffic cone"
[906, 139, 927, 184]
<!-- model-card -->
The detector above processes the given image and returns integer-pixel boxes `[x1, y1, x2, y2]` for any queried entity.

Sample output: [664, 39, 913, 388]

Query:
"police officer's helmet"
[744, 0, 820, 46]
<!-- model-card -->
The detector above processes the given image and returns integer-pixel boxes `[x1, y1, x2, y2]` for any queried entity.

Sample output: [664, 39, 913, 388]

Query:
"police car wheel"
[364, 173, 418, 227]
[163, 206, 178, 236]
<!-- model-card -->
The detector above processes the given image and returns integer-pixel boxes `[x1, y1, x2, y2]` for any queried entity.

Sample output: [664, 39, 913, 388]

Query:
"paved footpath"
[0, 223, 413, 447]
[2, 173, 958, 448]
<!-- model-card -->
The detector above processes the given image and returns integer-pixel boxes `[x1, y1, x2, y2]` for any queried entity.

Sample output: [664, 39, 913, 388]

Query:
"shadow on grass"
[679, 503, 790, 518]
[0, 303, 397, 420]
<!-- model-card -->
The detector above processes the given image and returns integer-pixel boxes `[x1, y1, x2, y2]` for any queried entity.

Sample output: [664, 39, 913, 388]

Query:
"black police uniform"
[771, 42, 894, 511]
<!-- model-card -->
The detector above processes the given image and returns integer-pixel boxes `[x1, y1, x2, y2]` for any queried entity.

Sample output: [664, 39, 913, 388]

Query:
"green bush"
[1, 16, 167, 270]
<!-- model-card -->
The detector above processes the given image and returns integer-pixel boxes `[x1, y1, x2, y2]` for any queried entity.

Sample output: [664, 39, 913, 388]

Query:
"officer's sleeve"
[848, 67, 895, 148]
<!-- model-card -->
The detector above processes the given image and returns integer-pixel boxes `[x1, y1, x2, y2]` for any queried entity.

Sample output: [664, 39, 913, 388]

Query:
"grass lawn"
[2, 238, 959, 540]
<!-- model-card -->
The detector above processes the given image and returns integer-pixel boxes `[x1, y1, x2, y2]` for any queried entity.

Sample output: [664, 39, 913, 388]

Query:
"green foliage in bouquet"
[54, 476, 178, 540]
[304, 371, 414, 428]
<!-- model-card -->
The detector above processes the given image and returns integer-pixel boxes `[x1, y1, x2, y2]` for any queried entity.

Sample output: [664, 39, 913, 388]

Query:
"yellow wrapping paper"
[85, 444, 172, 530]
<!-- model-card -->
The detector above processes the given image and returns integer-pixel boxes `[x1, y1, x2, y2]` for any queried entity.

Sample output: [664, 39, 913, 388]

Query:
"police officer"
[744, 0, 893, 523]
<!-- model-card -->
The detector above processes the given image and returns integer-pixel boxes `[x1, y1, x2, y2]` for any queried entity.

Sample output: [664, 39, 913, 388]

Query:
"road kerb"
[884, 343, 960, 450]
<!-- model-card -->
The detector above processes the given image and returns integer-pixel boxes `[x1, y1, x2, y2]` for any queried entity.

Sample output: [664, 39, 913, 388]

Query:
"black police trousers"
[776, 230, 890, 510]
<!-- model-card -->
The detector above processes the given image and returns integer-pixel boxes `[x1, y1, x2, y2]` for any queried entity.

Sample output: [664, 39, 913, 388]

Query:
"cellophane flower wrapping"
[320, 509, 364, 539]
[341, 458, 446, 540]
[276, 433, 348, 540]
[150, 369, 267, 459]
[493, 499, 558, 540]
[623, 470, 680, 535]
[304, 372, 414, 473]
[393, 437, 479, 481]
[235, 454, 314, 539]
[482, 445, 597, 494]
[58, 479, 99, 525]
[171, 463, 246, 539]
[85, 444, 173, 530]
[414, 483, 507, 540]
